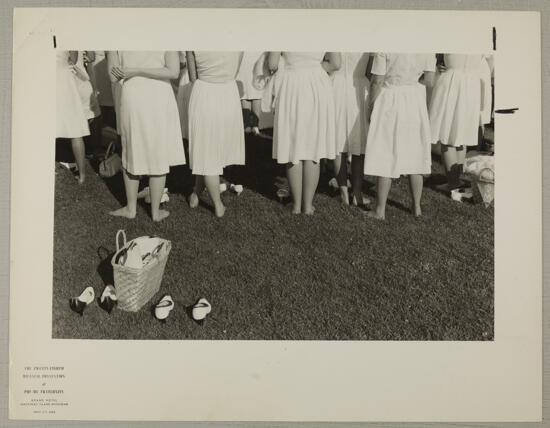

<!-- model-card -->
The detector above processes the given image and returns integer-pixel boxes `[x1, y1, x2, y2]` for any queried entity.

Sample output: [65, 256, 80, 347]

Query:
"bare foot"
[412, 205, 422, 217]
[291, 208, 301, 214]
[214, 204, 226, 218]
[339, 187, 350, 205]
[366, 210, 385, 220]
[152, 209, 170, 222]
[304, 206, 316, 216]
[109, 206, 136, 219]
[189, 192, 199, 209]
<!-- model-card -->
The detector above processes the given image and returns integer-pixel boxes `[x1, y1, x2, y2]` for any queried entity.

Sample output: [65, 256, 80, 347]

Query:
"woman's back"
[119, 51, 166, 69]
[443, 54, 483, 72]
[195, 51, 242, 83]
[282, 52, 324, 69]
[375, 53, 435, 85]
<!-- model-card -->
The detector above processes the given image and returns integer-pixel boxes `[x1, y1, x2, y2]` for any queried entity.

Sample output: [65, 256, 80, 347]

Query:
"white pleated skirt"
[364, 83, 432, 178]
[188, 79, 245, 176]
[331, 72, 369, 155]
[56, 65, 90, 138]
[273, 66, 336, 164]
[120, 77, 186, 175]
[429, 69, 481, 147]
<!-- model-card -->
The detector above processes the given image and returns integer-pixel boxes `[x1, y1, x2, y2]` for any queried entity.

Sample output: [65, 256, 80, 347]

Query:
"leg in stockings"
[251, 99, 261, 134]
[302, 160, 320, 215]
[71, 137, 87, 184]
[286, 162, 303, 214]
[150, 174, 169, 222]
[440, 143, 460, 190]
[204, 175, 225, 217]
[109, 168, 138, 218]
[367, 176, 391, 220]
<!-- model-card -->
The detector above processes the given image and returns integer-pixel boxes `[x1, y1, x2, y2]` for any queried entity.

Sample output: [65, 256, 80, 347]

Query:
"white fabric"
[74, 52, 101, 119]
[331, 52, 370, 155]
[118, 51, 186, 175]
[56, 51, 90, 138]
[479, 55, 492, 125]
[429, 54, 483, 147]
[273, 52, 336, 164]
[236, 51, 264, 100]
[188, 52, 245, 175]
[364, 53, 435, 178]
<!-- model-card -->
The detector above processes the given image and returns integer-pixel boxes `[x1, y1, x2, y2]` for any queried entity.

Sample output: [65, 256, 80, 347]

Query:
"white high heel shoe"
[192, 298, 211, 322]
[154, 295, 174, 322]
[69, 286, 95, 316]
[99, 285, 117, 314]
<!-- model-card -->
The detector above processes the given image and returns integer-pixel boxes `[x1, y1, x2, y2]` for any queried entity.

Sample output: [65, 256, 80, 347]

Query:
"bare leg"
[150, 175, 169, 222]
[251, 99, 261, 134]
[302, 160, 320, 215]
[204, 175, 225, 217]
[189, 175, 205, 208]
[440, 143, 461, 190]
[456, 145, 466, 182]
[333, 153, 349, 205]
[71, 137, 86, 184]
[367, 176, 391, 220]
[286, 162, 303, 214]
[351, 154, 365, 206]
[109, 169, 138, 218]
[409, 174, 423, 217]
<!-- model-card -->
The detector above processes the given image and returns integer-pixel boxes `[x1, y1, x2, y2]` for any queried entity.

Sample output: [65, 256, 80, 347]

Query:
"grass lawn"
[52, 131, 494, 340]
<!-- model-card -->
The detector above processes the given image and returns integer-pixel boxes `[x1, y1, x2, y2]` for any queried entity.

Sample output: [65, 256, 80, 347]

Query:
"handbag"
[99, 141, 122, 178]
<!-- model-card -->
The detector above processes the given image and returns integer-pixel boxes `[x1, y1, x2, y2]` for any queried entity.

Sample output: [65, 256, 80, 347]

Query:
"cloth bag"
[99, 141, 122, 178]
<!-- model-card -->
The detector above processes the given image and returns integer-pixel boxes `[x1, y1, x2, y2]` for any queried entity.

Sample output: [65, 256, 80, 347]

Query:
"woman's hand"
[110, 67, 137, 81]
[436, 63, 447, 73]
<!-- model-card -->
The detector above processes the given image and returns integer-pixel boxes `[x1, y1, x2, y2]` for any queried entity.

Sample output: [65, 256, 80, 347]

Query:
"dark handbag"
[99, 141, 122, 178]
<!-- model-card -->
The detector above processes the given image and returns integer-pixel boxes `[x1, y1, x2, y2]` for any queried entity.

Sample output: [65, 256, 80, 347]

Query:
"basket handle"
[104, 141, 115, 159]
[115, 230, 127, 252]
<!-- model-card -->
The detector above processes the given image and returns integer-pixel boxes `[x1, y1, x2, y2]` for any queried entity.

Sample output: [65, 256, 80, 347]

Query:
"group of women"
[56, 50, 494, 220]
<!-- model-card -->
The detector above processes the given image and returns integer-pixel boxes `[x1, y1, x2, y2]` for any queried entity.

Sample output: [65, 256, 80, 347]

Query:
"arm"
[113, 51, 180, 81]
[365, 54, 374, 80]
[321, 52, 341, 74]
[267, 52, 281, 74]
[423, 71, 436, 106]
[367, 73, 384, 121]
[186, 51, 197, 82]
[85, 51, 96, 63]
[106, 51, 121, 83]
[68, 51, 78, 65]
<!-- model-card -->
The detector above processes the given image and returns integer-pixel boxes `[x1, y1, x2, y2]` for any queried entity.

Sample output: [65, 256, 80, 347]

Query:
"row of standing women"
[56, 50, 494, 220]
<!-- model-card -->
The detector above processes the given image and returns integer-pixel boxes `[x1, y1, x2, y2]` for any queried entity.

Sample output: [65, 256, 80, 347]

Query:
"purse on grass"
[99, 141, 122, 178]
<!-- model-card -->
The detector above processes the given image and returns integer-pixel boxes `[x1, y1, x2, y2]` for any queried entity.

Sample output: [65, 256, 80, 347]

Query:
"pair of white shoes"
[219, 183, 243, 195]
[70, 285, 117, 316]
[137, 187, 170, 204]
[154, 296, 211, 323]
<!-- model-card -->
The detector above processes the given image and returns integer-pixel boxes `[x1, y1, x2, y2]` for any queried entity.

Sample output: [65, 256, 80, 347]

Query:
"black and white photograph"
[53, 49, 495, 340]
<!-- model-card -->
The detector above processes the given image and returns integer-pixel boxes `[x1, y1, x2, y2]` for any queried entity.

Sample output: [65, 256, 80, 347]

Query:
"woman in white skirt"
[365, 53, 436, 220]
[236, 51, 264, 135]
[187, 51, 244, 218]
[56, 50, 90, 184]
[429, 54, 484, 191]
[331, 52, 370, 206]
[269, 52, 341, 215]
[108, 51, 186, 222]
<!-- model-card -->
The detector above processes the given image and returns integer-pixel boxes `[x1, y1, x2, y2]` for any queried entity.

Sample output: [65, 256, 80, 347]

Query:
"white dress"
[479, 55, 493, 125]
[364, 53, 435, 178]
[188, 51, 245, 176]
[74, 52, 101, 119]
[273, 52, 336, 164]
[118, 51, 186, 175]
[175, 51, 193, 139]
[331, 52, 370, 155]
[236, 51, 264, 100]
[56, 51, 90, 138]
[429, 54, 483, 147]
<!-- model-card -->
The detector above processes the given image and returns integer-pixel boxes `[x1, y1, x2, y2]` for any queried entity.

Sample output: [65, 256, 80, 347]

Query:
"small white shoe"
[69, 286, 95, 316]
[155, 295, 174, 322]
[219, 183, 228, 193]
[192, 298, 211, 321]
[230, 184, 243, 195]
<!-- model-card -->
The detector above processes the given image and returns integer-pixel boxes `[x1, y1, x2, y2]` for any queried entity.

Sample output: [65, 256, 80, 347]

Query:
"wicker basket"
[111, 230, 171, 312]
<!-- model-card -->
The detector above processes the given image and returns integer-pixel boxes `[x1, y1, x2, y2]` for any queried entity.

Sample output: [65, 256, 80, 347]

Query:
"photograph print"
[53, 50, 495, 340]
